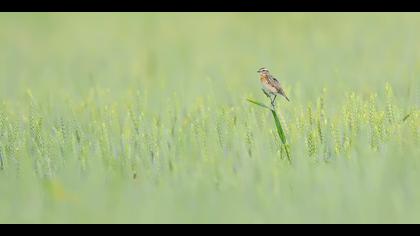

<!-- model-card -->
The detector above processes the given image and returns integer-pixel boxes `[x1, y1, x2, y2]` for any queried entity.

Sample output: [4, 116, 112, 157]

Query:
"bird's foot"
[271, 101, 276, 108]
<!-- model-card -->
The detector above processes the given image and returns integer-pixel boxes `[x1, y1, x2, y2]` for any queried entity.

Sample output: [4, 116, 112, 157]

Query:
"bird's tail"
[284, 95, 290, 102]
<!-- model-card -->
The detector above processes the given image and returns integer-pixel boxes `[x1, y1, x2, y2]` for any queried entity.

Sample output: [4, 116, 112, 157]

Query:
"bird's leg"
[271, 95, 277, 107]
[262, 89, 274, 107]
[262, 89, 270, 98]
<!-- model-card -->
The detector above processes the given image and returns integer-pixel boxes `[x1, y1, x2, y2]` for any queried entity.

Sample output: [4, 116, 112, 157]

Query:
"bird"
[258, 67, 290, 107]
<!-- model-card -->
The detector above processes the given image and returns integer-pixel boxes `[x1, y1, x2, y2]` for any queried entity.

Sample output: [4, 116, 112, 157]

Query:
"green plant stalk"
[247, 98, 292, 163]
[0, 148, 3, 171]
[402, 113, 411, 122]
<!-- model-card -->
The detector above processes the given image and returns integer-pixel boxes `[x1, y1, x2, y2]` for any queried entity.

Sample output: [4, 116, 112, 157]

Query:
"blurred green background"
[0, 13, 419, 223]
[1, 13, 418, 105]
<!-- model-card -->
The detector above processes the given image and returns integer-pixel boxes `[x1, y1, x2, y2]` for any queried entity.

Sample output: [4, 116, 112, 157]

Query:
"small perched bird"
[258, 67, 290, 106]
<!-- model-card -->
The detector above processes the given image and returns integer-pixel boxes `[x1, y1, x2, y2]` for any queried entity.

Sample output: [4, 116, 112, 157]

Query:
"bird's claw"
[270, 100, 275, 108]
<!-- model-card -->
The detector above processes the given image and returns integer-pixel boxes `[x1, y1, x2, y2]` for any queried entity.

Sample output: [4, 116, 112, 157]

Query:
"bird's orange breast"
[260, 75, 269, 83]
[260, 75, 279, 94]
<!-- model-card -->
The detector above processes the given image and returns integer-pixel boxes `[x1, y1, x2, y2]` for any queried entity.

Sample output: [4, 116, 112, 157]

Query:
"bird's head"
[257, 67, 270, 76]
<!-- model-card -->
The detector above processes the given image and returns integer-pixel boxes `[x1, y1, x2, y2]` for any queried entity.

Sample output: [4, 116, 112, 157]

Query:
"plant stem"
[0, 148, 3, 171]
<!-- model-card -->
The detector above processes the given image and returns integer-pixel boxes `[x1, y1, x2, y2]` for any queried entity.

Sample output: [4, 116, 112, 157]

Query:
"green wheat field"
[0, 13, 419, 224]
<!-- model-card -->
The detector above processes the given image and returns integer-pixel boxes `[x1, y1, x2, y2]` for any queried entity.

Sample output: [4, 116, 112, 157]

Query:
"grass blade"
[271, 109, 291, 163]
[246, 98, 273, 111]
[247, 98, 292, 163]
[0, 148, 3, 171]
[402, 113, 411, 122]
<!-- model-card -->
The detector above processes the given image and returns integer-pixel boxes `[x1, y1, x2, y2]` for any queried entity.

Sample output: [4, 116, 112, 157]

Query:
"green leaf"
[246, 98, 273, 111]
[247, 98, 291, 163]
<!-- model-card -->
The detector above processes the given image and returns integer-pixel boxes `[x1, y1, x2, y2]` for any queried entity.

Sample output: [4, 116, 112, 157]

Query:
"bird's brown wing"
[272, 77, 290, 101]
